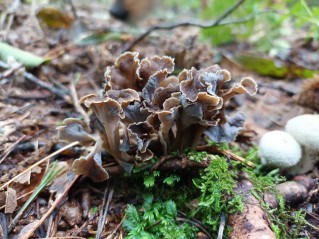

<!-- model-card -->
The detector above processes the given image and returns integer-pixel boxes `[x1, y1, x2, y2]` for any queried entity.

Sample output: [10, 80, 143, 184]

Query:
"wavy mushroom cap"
[259, 130, 302, 168]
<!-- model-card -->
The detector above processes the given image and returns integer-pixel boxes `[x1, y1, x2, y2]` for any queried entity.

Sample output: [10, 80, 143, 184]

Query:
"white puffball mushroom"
[259, 130, 302, 168]
[285, 114, 319, 174]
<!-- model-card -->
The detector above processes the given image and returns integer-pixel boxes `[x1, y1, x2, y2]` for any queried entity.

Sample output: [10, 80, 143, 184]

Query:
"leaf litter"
[0, 0, 319, 238]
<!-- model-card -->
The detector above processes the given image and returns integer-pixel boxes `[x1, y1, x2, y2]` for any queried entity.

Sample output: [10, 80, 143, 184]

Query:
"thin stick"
[0, 63, 23, 79]
[0, 60, 70, 102]
[21, 175, 80, 239]
[123, 0, 245, 51]
[0, 135, 26, 164]
[196, 145, 254, 167]
[105, 216, 125, 239]
[123, 8, 278, 52]
[68, 0, 78, 19]
[150, 155, 174, 172]
[217, 213, 226, 239]
[24, 72, 70, 102]
[69, 74, 90, 126]
[96, 182, 114, 239]
[0, 141, 79, 191]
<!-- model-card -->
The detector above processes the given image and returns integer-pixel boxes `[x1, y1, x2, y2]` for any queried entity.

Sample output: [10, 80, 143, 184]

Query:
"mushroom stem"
[285, 114, 319, 175]
[287, 148, 319, 175]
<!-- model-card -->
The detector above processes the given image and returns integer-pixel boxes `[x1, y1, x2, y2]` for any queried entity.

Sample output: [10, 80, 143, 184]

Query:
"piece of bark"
[229, 179, 276, 239]
[106, 156, 211, 176]
[229, 175, 314, 239]
[5, 188, 17, 214]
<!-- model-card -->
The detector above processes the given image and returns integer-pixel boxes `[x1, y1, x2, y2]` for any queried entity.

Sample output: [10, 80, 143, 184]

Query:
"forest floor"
[0, 0, 319, 238]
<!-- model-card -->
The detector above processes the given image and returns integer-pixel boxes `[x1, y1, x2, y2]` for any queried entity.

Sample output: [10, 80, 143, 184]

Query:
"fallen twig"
[0, 135, 26, 164]
[69, 74, 90, 126]
[150, 155, 174, 172]
[123, 1, 279, 52]
[96, 181, 114, 239]
[105, 155, 212, 176]
[196, 145, 254, 167]
[105, 216, 125, 239]
[20, 175, 80, 239]
[0, 60, 70, 102]
[0, 141, 79, 191]
[0, 0, 21, 39]
[123, 0, 245, 51]
[24, 72, 71, 102]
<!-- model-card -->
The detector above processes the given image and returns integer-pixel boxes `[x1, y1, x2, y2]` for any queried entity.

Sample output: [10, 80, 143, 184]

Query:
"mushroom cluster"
[58, 52, 257, 182]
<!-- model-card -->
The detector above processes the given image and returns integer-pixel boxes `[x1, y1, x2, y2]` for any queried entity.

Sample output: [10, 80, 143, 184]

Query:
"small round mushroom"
[285, 114, 319, 174]
[259, 130, 302, 169]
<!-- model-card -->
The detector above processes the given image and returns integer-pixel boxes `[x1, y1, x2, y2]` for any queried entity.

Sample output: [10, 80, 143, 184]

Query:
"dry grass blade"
[8, 161, 64, 231]
[0, 141, 79, 191]
[105, 216, 125, 239]
[96, 181, 114, 239]
[69, 74, 90, 126]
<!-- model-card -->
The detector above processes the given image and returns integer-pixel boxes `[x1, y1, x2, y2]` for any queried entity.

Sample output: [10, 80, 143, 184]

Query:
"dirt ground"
[1, 0, 319, 238]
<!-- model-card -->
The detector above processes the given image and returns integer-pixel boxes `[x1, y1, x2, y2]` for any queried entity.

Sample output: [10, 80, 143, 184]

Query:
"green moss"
[247, 170, 309, 239]
[184, 147, 209, 162]
[123, 194, 198, 239]
[123, 144, 310, 238]
[239, 147, 309, 239]
[192, 156, 244, 231]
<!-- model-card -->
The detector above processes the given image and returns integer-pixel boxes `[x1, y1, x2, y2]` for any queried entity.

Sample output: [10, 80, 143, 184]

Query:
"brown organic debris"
[297, 76, 319, 112]
[229, 175, 315, 239]
[265, 175, 315, 208]
[58, 52, 257, 182]
[229, 178, 276, 239]
[5, 188, 17, 214]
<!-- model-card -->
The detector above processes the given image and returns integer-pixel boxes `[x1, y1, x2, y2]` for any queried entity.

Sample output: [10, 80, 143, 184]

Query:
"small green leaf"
[144, 174, 156, 188]
[90, 206, 98, 215]
[76, 32, 122, 46]
[0, 42, 48, 69]
[163, 175, 180, 186]
[234, 52, 317, 78]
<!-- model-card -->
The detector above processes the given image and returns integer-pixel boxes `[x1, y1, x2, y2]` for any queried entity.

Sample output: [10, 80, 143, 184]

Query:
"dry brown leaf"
[17, 220, 39, 239]
[14, 166, 42, 185]
[49, 161, 71, 195]
[36, 7, 74, 29]
[5, 187, 17, 213]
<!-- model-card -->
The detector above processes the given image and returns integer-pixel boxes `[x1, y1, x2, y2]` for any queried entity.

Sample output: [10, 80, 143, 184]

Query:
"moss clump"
[184, 147, 209, 162]
[192, 156, 244, 231]
[123, 194, 197, 239]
